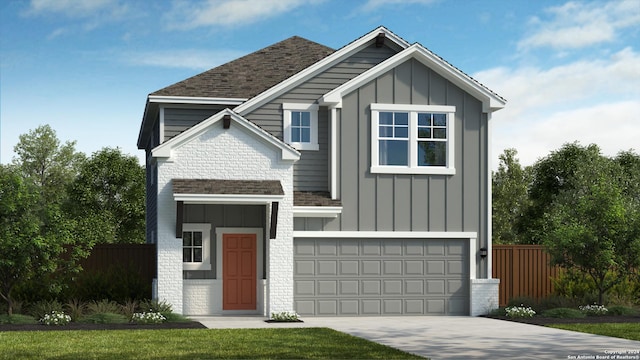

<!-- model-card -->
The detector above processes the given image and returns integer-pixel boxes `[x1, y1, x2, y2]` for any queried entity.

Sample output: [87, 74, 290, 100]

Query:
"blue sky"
[1, 0, 639, 167]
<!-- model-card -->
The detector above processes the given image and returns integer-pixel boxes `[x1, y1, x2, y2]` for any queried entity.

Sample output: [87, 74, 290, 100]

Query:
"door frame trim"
[216, 227, 263, 314]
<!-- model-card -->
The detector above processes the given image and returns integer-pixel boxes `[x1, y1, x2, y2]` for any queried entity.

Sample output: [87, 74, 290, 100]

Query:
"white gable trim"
[151, 108, 300, 161]
[321, 44, 506, 112]
[234, 26, 410, 116]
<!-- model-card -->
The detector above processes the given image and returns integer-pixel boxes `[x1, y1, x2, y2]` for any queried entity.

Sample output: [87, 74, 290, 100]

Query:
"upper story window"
[283, 103, 319, 151]
[371, 104, 456, 175]
[182, 223, 211, 271]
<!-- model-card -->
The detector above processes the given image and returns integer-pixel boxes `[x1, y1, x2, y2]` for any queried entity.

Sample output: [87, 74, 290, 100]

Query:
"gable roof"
[152, 108, 299, 161]
[152, 36, 335, 99]
[321, 43, 506, 112]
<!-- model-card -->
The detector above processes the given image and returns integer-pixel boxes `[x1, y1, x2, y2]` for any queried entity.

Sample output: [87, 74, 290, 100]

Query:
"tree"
[66, 148, 145, 244]
[12, 124, 85, 206]
[538, 144, 640, 304]
[0, 165, 90, 315]
[492, 149, 531, 244]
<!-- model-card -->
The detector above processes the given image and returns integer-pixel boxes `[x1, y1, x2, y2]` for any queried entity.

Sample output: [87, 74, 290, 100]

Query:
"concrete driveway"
[192, 316, 640, 359]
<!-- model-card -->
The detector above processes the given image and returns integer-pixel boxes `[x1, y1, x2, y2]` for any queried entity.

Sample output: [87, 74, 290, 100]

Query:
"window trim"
[283, 103, 319, 151]
[182, 223, 212, 271]
[371, 103, 456, 175]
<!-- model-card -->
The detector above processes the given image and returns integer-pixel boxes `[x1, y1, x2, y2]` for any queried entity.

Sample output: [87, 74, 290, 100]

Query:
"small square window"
[182, 224, 211, 271]
[283, 103, 319, 151]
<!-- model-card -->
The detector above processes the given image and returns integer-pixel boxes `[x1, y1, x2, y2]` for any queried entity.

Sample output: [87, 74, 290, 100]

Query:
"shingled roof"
[173, 179, 284, 196]
[152, 36, 335, 99]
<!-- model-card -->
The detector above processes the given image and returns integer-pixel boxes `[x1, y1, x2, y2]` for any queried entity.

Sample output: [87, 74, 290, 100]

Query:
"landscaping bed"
[486, 314, 640, 326]
[0, 320, 205, 332]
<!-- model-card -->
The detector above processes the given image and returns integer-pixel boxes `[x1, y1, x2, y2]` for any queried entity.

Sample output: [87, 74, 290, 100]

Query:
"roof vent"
[375, 33, 386, 48]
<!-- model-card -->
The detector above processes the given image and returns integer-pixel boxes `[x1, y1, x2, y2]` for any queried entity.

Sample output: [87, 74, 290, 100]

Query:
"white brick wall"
[156, 119, 295, 315]
[470, 278, 500, 316]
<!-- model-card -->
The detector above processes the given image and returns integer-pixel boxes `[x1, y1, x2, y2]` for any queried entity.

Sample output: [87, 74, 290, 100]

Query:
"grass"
[0, 327, 423, 360]
[549, 323, 640, 341]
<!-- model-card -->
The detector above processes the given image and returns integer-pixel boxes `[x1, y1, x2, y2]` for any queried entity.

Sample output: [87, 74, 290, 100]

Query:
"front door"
[222, 233, 257, 310]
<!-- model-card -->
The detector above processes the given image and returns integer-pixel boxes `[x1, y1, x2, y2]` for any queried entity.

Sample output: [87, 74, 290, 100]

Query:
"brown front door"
[222, 233, 257, 310]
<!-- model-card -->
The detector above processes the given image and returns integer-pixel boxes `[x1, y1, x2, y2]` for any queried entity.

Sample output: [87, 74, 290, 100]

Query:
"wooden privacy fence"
[492, 245, 560, 306]
[78, 244, 156, 283]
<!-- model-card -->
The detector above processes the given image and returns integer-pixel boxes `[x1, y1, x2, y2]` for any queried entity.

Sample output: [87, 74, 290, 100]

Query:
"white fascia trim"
[293, 206, 343, 218]
[151, 109, 300, 161]
[234, 26, 410, 116]
[321, 44, 506, 112]
[174, 193, 284, 204]
[148, 95, 247, 106]
[293, 231, 477, 239]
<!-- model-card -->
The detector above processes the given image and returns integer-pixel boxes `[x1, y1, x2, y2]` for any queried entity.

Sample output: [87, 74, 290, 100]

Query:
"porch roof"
[293, 191, 342, 207]
[173, 179, 284, 204]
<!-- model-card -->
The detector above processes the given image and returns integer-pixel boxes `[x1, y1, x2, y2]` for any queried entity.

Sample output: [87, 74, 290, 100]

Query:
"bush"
[507, 296, 538, 310]
[87, 300, 121, 315]
[65, 299, 87, 322]
[69, 264, 151, 302]
[579, 304, 608, 316]
[40, 311, 71, 326]
[505, 305, 536, 318]
[131, 312, 166, 324]
[270, 311, 299, 322]
[488, 307, 507, 317]
[607, 305, 639, 316]
[537, 296, 577, 311]
[0, 314, 37, 324]
[29, 300, 64, 320]
[541, 308, 586, 319]
[139, 299, 172, 314]
[80, 312, 128, 324]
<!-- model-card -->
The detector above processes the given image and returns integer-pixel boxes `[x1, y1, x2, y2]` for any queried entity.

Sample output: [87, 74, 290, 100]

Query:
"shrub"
[40, 311, 71, 326]
[0, 314, 37, 324]
[80, 312, 128, 324]
[541, 308, 586, 319]
[120, 299, 139, 320]
[537, 296, 577, 311]
[87, 300, 121, 315]
[579, 304, 608, 316]
[139, 299, 172, 314]
[131, 312, 166, 324]
[29, 300, 64, 320]
[270, 311, 299, 322]
[607, 305, 639, 316]
[64, 299, 87, 322]
[505, 305, 536, 318]
[507, 296, 538, 311]
[69, 263, 151, 302]
[488, 307, 507, 317]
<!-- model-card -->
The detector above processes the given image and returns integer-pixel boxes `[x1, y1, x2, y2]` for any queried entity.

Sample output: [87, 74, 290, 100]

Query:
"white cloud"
[360, 0, 437, 12]
[518, 0, 640, 51]
[165, 0, 319, 30]
[123, 49, 248, 70]
[475, 47, 640, 167]
[26, 0, 127, 18]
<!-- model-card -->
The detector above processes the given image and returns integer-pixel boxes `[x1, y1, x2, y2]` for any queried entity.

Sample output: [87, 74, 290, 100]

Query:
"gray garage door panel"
[293, 238, 469, 316]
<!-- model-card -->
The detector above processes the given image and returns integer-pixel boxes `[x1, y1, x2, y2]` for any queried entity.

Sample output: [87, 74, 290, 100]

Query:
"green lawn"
[549, 323, 640, 341]
[0, 327, 424, 360]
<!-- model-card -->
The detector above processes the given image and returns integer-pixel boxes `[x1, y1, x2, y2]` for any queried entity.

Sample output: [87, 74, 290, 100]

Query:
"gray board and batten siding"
[294, 238, 469, 316]
[181, 204, 266, 280]
[295, 58, 490, 278]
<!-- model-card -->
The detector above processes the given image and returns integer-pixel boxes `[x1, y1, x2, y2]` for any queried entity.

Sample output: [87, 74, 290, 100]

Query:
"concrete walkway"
[191, 316, 640, 359]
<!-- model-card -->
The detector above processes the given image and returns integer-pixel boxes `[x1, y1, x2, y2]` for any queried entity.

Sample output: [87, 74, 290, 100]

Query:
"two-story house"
[137, 26, 505, 317]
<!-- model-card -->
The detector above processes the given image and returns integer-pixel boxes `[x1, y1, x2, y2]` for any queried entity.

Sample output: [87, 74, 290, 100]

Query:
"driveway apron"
[193, 316, 640, 359]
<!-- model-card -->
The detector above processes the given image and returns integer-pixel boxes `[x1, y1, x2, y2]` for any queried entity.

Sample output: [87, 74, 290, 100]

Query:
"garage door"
[294, 238, 469, 316]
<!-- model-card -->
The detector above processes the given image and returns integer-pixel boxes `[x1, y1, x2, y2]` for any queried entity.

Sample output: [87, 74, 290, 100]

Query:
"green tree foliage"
[0, 165, 90, 315]
[12, 124, 85, 206]
[536, 143, 640, 304]
[492, 149, 531, 244]
[66, 148, 145, 244]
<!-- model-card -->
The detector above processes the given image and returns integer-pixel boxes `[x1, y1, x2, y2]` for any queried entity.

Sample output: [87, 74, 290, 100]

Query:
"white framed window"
[371, 104, 456, 175]
[283, 103, 319, 151]
[182, 223, 211, 270]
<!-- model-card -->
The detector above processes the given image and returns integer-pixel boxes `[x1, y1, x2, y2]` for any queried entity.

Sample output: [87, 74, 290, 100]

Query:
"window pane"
[433, 128, 447, 139]
[301, 112, 310, 126]
[183, 232, 192, 246]
[433, 114, 447, 126]
[193, 248, 202, 262]
[379, 112, 393, 125]
[183, 248, 192, 262]
[301, 128, 310, 142]
[395, 126, 408, 138]
[291, 112, 301, 126]
[379, 140, 408, 166]
[418, 128, 431, 138]
[291, 128, 300, 142]
[379, 126, 393, 137]
[395, 112, 408, 125]
[193, 232, 202, 246]
[418, 141, 446, 166]
[418, 113, 431, 126]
